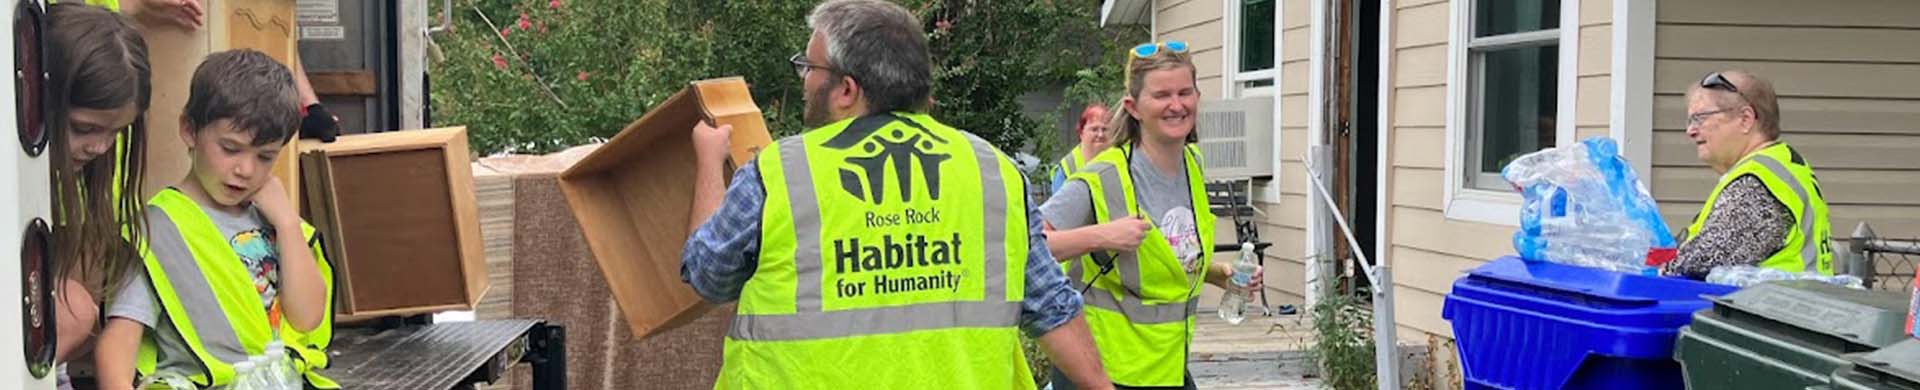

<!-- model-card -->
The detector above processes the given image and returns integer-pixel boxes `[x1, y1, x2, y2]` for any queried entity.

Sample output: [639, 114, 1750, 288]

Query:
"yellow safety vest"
[136, 189, 339, 389]
[723, 113, 1034, 389]
[1056, 145, 1088, 180]
[1065, 143, 1216, 387]
[1684, 142, 1833, 275]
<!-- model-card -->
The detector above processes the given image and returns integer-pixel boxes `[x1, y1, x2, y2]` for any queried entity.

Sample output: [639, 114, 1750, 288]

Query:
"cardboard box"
[558, 77, 773, 339]
[143, 0, 301, 204]
[298, 127, 488, 318]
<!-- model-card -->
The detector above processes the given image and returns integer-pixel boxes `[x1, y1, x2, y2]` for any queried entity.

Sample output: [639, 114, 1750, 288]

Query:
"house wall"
[1156, 0, 1227, 98]
[1387, 0, 1617, 340]
[1649, 0, 1920, 239]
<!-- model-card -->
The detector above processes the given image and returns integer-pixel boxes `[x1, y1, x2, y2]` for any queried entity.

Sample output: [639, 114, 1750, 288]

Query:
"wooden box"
[558, 77, 773, 339]
[299, 127, 487, 317]
[143, 0, 301, 203]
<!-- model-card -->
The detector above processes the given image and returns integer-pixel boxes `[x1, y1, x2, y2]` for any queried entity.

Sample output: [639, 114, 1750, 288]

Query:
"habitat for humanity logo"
[825, 117, 952, 205]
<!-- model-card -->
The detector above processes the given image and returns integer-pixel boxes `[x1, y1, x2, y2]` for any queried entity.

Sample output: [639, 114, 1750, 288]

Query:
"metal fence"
[1851, 223, 1920, 293]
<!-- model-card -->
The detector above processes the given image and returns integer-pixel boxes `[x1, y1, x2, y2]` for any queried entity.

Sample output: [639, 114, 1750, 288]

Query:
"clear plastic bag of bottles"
[1504, 137, 1675, 275]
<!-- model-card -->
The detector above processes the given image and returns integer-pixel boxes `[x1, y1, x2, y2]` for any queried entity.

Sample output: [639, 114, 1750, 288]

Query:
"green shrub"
[431, 0, 1143, 156]
[1311, 294, 1378, 390]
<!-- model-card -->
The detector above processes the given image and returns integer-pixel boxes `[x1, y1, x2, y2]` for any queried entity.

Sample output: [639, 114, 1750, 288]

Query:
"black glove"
[301, 103, 340, 142]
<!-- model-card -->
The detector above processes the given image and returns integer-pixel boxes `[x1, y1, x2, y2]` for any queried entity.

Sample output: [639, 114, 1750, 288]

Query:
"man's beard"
[803, 79, 837, 128]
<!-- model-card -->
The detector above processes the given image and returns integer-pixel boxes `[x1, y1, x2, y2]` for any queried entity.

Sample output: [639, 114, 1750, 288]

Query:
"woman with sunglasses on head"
[1038, 42, 1262, 390]
[1661, 70, 1834, 280]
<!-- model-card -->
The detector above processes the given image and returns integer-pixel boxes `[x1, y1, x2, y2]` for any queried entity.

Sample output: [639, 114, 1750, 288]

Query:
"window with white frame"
[1464, 0, 1559, 190]
[1235, 0, 1276, 90]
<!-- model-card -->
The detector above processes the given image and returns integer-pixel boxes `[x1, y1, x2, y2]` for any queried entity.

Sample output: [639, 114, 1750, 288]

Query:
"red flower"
[499, 26, 511, 37]
[576, 71, 590, 81]
[491, 53, 508, 70]
[935, 19, 952, 31]
[517, 12, 532, 30]
[549, 0, 562, 10]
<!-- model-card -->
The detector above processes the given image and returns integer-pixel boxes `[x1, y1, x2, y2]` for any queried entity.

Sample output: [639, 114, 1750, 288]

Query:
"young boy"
[94, 49, 338, 390]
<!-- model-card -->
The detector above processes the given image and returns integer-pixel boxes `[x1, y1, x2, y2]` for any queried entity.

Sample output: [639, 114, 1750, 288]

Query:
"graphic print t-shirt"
[204, 205, 282, 325]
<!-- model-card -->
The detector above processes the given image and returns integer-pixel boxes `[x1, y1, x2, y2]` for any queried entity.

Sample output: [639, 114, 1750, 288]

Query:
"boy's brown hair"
[182, 50, 299, 145]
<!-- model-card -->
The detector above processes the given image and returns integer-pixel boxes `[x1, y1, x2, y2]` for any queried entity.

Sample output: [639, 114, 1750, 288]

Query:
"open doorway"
[1331, 0, 1380, 295]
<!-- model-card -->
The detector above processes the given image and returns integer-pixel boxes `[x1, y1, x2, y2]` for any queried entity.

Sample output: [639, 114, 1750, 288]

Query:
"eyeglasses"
[1686, 108, 1737, 128]
[1130, 41, 1188, 58]
[789, 53, 836, 79]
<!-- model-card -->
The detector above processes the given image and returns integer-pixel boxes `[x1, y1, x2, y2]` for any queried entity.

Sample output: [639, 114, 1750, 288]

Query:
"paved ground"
[1189, 308, 1325, 389]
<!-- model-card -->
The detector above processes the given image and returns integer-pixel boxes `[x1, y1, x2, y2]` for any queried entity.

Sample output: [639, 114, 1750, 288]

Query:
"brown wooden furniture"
[558, 77, 773, 339]
[299, 127, 487, 318]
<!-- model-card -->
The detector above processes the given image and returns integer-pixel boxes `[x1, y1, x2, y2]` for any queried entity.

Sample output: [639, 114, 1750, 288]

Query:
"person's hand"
[126, 0, 205, 31]
[693, 120, 733, 166]
[1097, 216, 1150, 251]
[249, 176, 296, 228]
[1238, 265, 1264, 292]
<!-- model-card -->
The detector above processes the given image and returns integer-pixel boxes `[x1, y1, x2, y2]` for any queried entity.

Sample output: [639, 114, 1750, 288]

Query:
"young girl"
[1039, 41, 1262, 389]
[45, 0, 152, 370]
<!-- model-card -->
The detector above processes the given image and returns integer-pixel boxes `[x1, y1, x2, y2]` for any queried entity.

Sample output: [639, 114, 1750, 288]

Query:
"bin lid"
[1846, 339, 1920, 387]
[1710, 281, 1911, 349]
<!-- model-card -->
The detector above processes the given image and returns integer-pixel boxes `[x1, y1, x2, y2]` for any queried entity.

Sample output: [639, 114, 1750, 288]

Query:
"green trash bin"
[1828, 339, 1920, 390]
[1675, 281, 1912, 390]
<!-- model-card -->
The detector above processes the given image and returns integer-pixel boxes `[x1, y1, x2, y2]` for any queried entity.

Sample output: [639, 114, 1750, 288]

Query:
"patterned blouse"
[1660, 175, 1793, 279]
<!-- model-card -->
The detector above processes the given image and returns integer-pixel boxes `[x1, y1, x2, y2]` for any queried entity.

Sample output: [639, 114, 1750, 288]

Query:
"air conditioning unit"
[1196, 96, 1275, 180]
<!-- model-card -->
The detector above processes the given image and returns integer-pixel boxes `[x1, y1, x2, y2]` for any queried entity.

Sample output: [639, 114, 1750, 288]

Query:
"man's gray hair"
[808, 0, 931, 114]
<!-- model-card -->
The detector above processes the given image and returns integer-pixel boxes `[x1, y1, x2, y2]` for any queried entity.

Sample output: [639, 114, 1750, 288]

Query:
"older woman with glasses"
[1662, 70, 1834, 279]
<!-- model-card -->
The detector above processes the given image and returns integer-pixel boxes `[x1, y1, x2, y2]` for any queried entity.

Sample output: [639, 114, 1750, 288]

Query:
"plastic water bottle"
[265, 342, 299, 390]
[230, 360, 259, 390]
[248, 355, 278, 390]
[1217, 243, 1259, 325]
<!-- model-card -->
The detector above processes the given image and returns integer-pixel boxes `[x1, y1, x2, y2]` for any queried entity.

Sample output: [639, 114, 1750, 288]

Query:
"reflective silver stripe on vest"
[731, 301, 1021, 341]
[965, 134, 1010, 303]
[144, 207, 251, 371]
[1082, 287, 1198, 325]
[1089, 163, 1144, 295]
[733, 122, 1018, 341]
[1748, 154, 1820, 273]
[777, 137, 827, 312]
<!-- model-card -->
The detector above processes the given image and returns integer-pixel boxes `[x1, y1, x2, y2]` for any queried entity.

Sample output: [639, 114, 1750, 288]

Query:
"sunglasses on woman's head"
[1701, 72, 1739, 93]
[1130, 41, 1188, 58]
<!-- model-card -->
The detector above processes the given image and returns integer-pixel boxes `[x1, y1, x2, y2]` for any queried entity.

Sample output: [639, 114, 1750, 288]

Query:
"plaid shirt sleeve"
[680, 161, 766, 303]
[1019, 196, 1084, 338]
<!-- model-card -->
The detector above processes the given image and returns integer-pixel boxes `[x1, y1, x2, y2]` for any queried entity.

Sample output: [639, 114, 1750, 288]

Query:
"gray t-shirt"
[1042, 148, 1204, 268]
[108, 204, 280, 378]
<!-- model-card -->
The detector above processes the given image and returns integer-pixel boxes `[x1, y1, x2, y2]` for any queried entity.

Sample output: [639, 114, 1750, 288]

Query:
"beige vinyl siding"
[1195, 0, 1315, 305]
[1651, 0, 1920, 237]
[1241, 0, 1316, 304]
[1574, 0, 1611, 145]
[1156, 0, 1226, 98]
[1382, 0, 1519, 339]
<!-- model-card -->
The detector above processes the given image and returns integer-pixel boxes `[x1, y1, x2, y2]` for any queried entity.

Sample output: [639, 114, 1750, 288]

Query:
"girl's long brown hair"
[47, 3, 151, 304]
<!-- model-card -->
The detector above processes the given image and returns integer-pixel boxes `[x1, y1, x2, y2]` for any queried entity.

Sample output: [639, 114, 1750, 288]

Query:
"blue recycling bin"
[1441, 256, 1738, 390]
